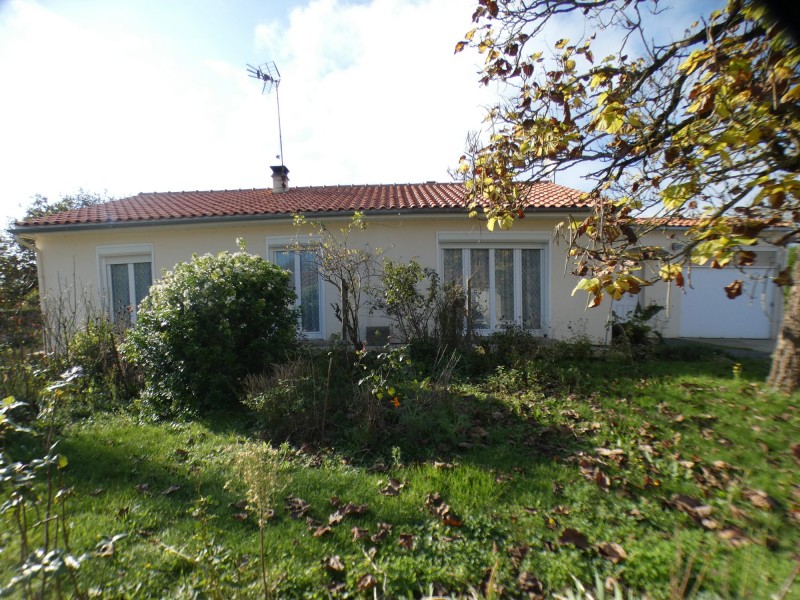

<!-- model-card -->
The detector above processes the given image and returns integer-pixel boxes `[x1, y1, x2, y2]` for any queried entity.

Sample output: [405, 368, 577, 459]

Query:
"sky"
[0, 0, 721, 225]
[0, 0, 503, 224]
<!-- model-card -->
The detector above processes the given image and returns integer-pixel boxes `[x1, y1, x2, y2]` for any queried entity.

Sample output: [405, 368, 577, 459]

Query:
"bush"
[242, 357, 319, 438]
[124, 250, 298, 414]
[66, 317, 136, 412]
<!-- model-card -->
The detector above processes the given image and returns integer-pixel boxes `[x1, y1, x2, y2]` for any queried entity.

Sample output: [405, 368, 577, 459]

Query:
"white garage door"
[679, 266, 775, 339]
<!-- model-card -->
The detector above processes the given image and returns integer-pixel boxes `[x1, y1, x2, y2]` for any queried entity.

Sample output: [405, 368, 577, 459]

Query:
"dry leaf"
[380, 477, 405, 496]
[719, 525, 749, 547]
[517, 572, 545, 598]
[742, 489, 780, 510]
[357, 574, 378, 591]
[229, 499, 248, 510]
[434, 461, 454, 470]
[313, 525, 333, 537]
[398, 533, 414, 549]
[90, 488, 105, 497]
[135, 483, 150, 494]
[328, 502, 368, 525]
[232, 512, 248, 522]
[351, 527, 369, 541]
[558, 528, 589, 549]
[285, 495, 311, 519]
[371, 522, 393, 543]
[597, 541, 627, 563]
[161, 485, 180, 496]
[323, 555, 345, 572]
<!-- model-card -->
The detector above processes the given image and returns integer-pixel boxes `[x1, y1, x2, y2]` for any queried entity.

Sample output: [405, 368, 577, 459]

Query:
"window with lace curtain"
[439, 233, 546, 333]
[97, 244, 154, 325]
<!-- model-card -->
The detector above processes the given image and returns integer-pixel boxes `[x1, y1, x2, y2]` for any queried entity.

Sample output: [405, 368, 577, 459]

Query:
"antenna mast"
[246, 61, 284, 167]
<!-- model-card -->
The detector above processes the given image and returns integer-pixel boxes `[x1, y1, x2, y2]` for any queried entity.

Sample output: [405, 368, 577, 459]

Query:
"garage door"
[679, 266, 775, 339]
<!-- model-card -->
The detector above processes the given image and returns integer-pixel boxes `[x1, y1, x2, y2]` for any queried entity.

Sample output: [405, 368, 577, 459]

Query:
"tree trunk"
[767, 257, 800, 393]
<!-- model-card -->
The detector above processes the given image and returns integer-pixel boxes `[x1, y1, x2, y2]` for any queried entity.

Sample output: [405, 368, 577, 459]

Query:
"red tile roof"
[17, 181, 589, 228]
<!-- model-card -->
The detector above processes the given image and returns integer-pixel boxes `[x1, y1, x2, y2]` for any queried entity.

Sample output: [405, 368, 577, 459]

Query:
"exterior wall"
[27, 212, 609, 343]
[625, 230, 784, 339]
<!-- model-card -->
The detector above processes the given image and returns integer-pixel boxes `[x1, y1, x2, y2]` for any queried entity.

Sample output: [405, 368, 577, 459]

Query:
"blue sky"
[0, 0, 722, 224]
[0, 0, 496, 223]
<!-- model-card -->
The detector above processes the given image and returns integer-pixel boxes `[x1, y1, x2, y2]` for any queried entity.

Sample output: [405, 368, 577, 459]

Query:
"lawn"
[2, 342, 798, 598]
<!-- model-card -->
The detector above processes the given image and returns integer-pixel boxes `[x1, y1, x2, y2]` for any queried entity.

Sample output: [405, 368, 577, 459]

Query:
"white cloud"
[0, 0, 719, 223]
[0, 0, 497, 223]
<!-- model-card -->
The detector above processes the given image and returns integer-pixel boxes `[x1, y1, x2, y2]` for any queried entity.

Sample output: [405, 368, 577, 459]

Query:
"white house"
[13, 167, 784, 344]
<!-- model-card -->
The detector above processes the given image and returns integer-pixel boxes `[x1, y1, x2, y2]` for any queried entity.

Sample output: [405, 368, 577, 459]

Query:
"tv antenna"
[247, 61, 285, 167]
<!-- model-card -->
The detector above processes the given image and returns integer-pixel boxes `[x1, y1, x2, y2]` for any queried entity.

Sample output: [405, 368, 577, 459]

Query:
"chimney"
[270, 165, 289, 193]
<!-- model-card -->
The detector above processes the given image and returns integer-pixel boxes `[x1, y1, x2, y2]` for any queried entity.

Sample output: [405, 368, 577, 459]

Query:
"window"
[268, 238, 324, 339]
[97, 245, 154, 324]
[439, 233, 546, 333]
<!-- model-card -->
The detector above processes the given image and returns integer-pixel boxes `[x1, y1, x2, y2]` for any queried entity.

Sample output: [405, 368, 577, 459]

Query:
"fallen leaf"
[792, 443, 800, 465]
[425, 492, 463, 526]
[351, 527, 369, 541]
[742, 489, 780, 510]
[116, 507, 129, 519]
[323, 555, 345, 572]
[285, 495, 311, 519]
[174, 448, 189, 460]
[380, 477, 405, 496]
[371, 522, 393, 543]
[517, 572, 545, 598]
[135, 483, 150, 494]
[313, 525, 333, 537]
[229, 499, 248, 510]
[434, 461, 454, 470]
[232, 512, 248, 522]
[558, 528, 589, 549]
[495, 473, 514, 484]
[552, 505, 570, 516]
[398, 533, 414, 549]
[597, 541, 627, 563]
[507, 544, 529, 567]
[89, 488, 105, 497]
[596, 447, 626, 464]
[357, 574, 378, 591]
[161, 485, 180, 496]
[327, 581, 346, 594]
[329, 502, 368, 525]
[719, 525, 749, 547]
[594, 470, 611, 490]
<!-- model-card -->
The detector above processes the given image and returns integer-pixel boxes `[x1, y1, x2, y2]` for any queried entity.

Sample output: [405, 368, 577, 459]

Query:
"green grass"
[2, 345, 798, 598]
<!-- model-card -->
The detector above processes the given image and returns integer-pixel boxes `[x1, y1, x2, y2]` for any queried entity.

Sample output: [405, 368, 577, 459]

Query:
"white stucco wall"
[26, 212, 609, 343]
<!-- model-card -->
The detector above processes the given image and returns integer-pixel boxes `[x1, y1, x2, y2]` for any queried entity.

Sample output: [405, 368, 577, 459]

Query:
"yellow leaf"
[487, 217, 496, 232]
[555, 39, 569, 49]
[564, 59, 576, 72]
[58, 455, 69, 469]
[465, 28, 477, 42]
[454, 41, 467, 54]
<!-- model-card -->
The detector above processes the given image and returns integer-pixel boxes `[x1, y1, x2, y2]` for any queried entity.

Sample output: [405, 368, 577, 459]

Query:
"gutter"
[10, 207, 591, 235]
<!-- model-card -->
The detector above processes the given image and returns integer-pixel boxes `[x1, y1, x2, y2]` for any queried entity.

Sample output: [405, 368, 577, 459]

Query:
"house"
[12, 166, 784, 344]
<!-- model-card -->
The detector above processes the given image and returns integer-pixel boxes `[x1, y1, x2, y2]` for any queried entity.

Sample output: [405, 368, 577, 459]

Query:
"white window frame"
[437, 232, 549, 335]
[96, 244, 154, 324]
[267, 236, 325, 340]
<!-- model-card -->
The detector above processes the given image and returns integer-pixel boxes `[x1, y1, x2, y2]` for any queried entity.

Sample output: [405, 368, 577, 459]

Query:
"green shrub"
[124, 250, 298, 415]
[242, 357, 320, 438]
[67, 318, 136, 412]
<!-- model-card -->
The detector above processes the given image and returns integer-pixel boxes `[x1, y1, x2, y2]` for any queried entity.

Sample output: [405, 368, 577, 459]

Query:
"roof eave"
[11, 206, 591, 235]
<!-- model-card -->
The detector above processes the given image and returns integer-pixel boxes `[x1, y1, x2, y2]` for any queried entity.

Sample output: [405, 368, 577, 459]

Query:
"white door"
[679, 266, 775, 339]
